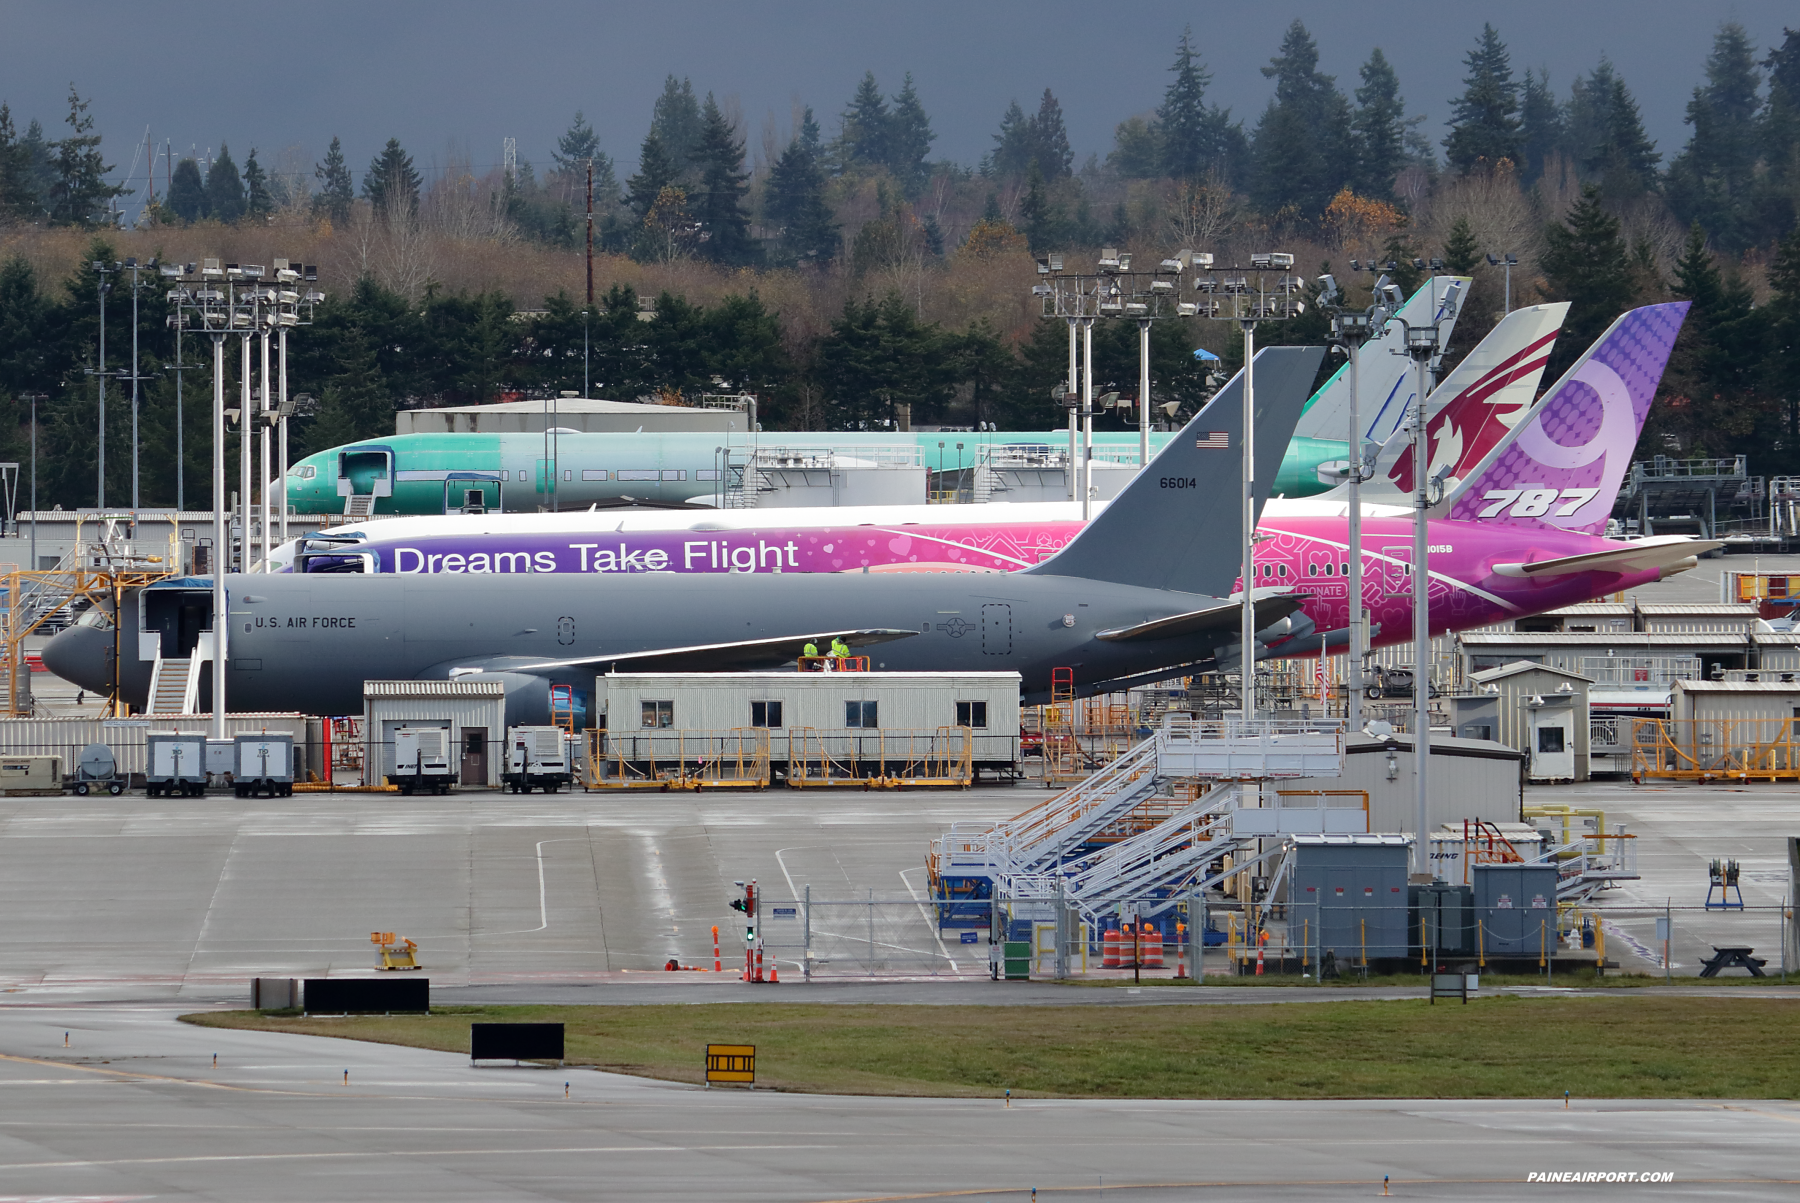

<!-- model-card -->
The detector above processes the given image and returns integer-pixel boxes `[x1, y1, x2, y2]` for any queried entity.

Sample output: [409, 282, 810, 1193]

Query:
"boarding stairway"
[343, 494, 376, 518]
[930, 719, 1346, 905]
[144, 655, 205, 716]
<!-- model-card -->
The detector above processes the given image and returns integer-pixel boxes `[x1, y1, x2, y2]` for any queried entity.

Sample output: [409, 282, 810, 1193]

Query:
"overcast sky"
[5, 0, 1795, 206]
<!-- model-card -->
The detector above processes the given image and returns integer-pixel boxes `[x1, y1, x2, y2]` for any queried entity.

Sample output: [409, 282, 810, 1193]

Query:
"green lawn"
[184, 994, 1800, 1099]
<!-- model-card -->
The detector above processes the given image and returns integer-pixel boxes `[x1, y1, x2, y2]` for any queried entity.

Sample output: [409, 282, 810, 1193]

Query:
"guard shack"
[362, 679, 505, 789]
[1454, 661, 1592, 783]
[594, 671, 1021, 786]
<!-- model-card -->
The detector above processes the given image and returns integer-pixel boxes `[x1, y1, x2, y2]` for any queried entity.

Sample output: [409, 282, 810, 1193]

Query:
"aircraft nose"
[40, 623, 114, 694]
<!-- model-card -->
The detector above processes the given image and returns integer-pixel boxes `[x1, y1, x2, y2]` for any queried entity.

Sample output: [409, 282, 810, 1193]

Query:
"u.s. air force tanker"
[48, 348, 1323, 722]
[280, 279, 1467, 517]
[46, 307, 1703, 727]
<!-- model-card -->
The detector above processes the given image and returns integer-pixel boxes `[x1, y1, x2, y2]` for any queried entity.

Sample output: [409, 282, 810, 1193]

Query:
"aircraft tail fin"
[1026, 345, 1324, 596]
[1437, 303, 1690, 536]
[1293, 275, 1471, 443]
[1379, 301, 1569, 495]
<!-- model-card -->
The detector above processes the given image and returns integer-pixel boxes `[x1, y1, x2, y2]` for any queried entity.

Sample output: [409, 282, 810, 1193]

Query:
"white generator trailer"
[146, 732, 207, 797]
[233, 733, 295, 798]
[503, 725, 573, 793]
[392, 726, 455, 795]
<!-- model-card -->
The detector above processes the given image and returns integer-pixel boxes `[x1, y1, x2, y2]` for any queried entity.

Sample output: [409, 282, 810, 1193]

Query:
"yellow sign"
[706, 1043, 755, 1083]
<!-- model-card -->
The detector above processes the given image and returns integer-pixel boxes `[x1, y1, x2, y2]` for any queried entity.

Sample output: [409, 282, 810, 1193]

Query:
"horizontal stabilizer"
[1096, 594, 1307, 642]
[503, 628, 918, 674]
[1491, 537, 1720, 579]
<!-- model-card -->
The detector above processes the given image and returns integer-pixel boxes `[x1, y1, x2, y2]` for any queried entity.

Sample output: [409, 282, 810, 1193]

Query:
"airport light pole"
[119, 258, 160, 510]
[1194, 254, 1304, 719]
[1485, 252, 1517, 315]
[1382, 310, 1445, 878]
[85, 261, 117, 509]
[1315, 276, 1378, 729]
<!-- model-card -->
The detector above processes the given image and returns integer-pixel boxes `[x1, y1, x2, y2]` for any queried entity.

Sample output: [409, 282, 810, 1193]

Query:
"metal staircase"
[145, 656, 193, 715]
[343, 494, 376, 518]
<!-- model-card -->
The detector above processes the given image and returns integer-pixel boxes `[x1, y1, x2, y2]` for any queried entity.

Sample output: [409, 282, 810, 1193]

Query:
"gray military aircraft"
[45, 348, 1324, 723]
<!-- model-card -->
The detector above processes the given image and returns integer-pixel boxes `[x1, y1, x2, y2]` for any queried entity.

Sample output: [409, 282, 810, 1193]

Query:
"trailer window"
[845, 701, 878, 728]
[750, 700, 783, 728]
[956, 701, 988, 728]
[640, 700, 673, 728]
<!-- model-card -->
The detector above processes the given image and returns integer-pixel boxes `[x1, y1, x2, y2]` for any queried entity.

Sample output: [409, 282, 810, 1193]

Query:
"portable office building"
[596, 671, 1021, 772]
[1462, 661, 1592, 783]
[1278, 733, 1522, 839]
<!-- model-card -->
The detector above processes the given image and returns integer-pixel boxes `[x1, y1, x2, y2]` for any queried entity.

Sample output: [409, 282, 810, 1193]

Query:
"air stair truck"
[233, 732, 294, 798]
[146, 732, 207, 797]
[503, 725, 572, 794]
[393, 727, 455, 795]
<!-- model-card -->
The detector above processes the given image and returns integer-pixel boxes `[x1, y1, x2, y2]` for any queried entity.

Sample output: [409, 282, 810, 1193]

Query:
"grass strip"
[184, 995, 1800, 1099]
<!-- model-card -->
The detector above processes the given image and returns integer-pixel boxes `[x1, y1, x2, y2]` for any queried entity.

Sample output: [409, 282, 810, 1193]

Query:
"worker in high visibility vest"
[830, 635, 851, 664]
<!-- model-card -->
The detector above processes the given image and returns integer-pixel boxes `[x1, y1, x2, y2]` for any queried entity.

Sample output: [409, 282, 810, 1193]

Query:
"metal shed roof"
[1470, 661, 1594, 685]
[1671, 680, 1800, 693]
[362, 679, 506, 698]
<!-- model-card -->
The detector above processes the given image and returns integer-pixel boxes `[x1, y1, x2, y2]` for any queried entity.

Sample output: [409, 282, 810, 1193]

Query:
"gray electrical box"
[1472, 863, 1559, 958]
[1290, 834, 1412, 964]
[146, 732, 208, 797]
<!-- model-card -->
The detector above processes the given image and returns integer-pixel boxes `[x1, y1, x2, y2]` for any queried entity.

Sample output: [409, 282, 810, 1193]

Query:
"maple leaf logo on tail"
[1442, 303, 1690, 536]
[1389, 302, 1568, 495]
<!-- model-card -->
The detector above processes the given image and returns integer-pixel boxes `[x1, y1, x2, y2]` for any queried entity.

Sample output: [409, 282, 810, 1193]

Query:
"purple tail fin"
[1442, 302, 1689, 536]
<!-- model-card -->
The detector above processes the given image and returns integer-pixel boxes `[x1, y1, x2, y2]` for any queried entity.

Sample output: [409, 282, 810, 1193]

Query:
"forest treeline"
[0, 20, 1797, 510]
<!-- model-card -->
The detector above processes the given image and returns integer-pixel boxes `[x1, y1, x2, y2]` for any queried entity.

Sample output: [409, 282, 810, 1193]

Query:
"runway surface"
[0, 1003, 1794, 1202]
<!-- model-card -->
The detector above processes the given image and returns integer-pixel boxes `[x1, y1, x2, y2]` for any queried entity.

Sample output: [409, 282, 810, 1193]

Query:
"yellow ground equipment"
[371, 931, 420, 970]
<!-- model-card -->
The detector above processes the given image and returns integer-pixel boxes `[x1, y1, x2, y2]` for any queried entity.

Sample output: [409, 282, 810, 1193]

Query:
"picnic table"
[1698, 946, 1767, 978]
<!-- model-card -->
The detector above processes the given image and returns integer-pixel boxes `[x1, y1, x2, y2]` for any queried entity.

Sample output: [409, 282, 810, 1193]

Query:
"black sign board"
[302, 978, 429, 1014]
[471, 1023, 566, 1062]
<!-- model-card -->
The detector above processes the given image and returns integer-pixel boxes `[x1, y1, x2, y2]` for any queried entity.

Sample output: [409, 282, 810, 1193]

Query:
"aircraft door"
[442, 475, 500, 514]
[142, 588, 212, 657]
[1379, 546, 1413, 598]
[336, 448, 393, 501]
[981, 604, 1012, 655]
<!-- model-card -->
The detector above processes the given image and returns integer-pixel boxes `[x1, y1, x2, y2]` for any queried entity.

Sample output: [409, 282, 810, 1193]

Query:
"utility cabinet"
[1289, 834, 1412, 965]
[1472, 863, 1559, 959]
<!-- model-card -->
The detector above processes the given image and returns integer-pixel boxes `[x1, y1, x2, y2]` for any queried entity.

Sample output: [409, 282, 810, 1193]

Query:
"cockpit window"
[75, 605, 114, 630]
[291, 465, 317, 479]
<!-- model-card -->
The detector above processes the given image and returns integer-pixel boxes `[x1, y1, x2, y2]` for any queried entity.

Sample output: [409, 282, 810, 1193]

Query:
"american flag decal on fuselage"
[1195, 431, 1230, 449]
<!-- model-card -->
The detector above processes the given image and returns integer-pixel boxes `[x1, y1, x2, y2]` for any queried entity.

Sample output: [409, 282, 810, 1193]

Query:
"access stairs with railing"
[343, 494, 376, 518]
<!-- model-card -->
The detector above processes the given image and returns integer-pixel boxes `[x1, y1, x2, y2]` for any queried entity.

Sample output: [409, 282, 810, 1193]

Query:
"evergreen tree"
[649, 76, 704, 178]
[1570, 60, 1660, 201]
[1442, 215, 1482, 273]
[1766, 227, 1800, 440]
[307, 323, 393, 449]
[625, 130, 678, 219]
[204, 144, 245, 223]
[1539, 183, 1634, 379]
[885, 73, 935, 194]
[1649, 221, 1774, 459]
[20, 120, 57, 210]
[552, 110, 601, 173]
[1018, 160, 1066, 251]
[1249, 21, 1355, 218]
[815, 292, 954, 428]
[1516, 67, 1564, 184]
[0, 106, 33, 220]
[165, 158, 204, 223]
[1030, 90, 1073, 179]
[1108, 117, 1161, 179]
[243, 148, 274, 220]
[312, 136, 354, 225]
[1666, 24, 1762, 250]
[362, 137, 421, 215]
[765, 107, 837, 264]
[1352, 48, 1407, 199]
[991, 100, 1033, 178]
[1444, 24, 1520, 172]
[1763, 31, 1800, 238]
[841, 72, 890, 170]
[981, 191, 1003, 223]
[691, 93, 751, 264]
[1157, 28, 1246, 182]
[47, 86, 122, 226]
[0, 256, 53, 397]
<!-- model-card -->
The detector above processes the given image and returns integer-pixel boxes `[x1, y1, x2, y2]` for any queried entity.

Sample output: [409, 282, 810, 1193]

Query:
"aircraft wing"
[1096, 595, 1307, 642]
[505, 628, 919, 674]
[1491, 538, 1720, 579]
